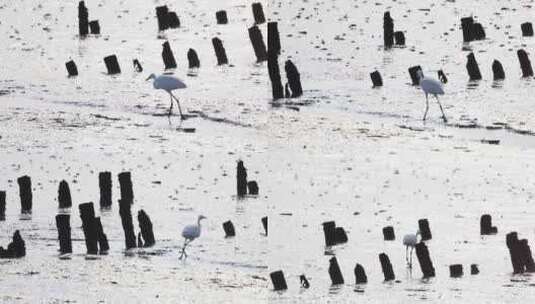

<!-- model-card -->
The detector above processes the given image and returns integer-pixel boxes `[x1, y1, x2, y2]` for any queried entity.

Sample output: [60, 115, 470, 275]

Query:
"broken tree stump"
[95, 217, 109, 254]
[104, 55, 121, 75]
[492, 60, 505, 80]
[138, 209, 155, 247]
[162, 41, 177, 69]
[379, 253, 395, 281]
[521, 22, 533, 37]
[285, 60, 303, 98]
[415, 242, 435, 278]
[216, 10, 228, 24]
[370, 70, 383, 87]
[99, 171, 112, 209]
[89, 20, 100, 34]
[212, 37, 228, 65]
[0, 230, 25, 258]
[354, 263, 367, 284]
[56, 214, 72, 255]
[328, 256, 344, 285]
[383, 12, 394, 48]
[480, 214, 497, 235]
[79, 202, 98, 255]
[252, 3, 265, 25]
[248, 25, 268, 62]
[466, 53, 482, 81]
[58, 180, 72, 209]
[517, 49, 533, 77]
[223, 220, 236, 237]
[418, 219, 432, 241]
[187, 48, 200, 68]
[17, 175, 32, 215]
[66, 60, 78, 77]
[270, 270, 287, 291]
[119, 199, 137, 250]
[237, 160, 247, 197]
[78, 1, 89, 37]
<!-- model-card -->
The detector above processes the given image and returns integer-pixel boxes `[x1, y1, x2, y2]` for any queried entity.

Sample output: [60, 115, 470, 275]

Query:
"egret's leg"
[435, 95, 447, 123]
[409, 247, 413, 269]
[179, 238, 189, 260]
[405, 246, 409, 265]
[168, 94, 174, 124]
[170, 92, 185, 120]
[423, 93, 429, 121]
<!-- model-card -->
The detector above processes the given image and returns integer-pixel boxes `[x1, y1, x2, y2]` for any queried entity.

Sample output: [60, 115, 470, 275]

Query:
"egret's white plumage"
[146, 73, 187, 123]
[179, 215, 206, 259]
[417, 70, 447, 122]
[402, 230, 420, 268]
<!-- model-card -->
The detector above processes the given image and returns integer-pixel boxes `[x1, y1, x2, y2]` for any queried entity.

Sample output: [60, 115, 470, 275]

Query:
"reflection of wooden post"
[17, 176, 32, 215]
[56, 214, 72, 255]
[58, 180, 72, 209]
[79, 202, 98, 255]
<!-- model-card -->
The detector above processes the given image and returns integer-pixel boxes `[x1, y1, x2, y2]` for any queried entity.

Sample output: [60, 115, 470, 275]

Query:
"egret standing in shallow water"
[418, 70, 447, 123]
[146, 73, 187, 123]
[403, 230, 420, 268]
[179, 215, 207, 259]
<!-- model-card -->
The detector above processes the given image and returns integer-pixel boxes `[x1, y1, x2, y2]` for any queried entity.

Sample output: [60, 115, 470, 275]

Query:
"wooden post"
[119, 199, 137, 250]
[322, 221, 337, 246]
[156, 6, 169, 31]
[328, 257, 344, 285]
[162, 41, 177, 69]
[0, 230, 25, 258]
[118, 172, 133, 202]
[383, 226, 395, 241]
[133, 59, 143, 72]
[55, 214, 72, 255]
[370, 70, 383, 87]
[466, 53, 482, 81]
[168, 12, 180, 28]
[506, 232, 524, 274]
[492, 60, 505, 80]
[415, 242, 435, 278]
[473, 23, 486, 40]
[470, 264, 479, 275]
[285, 60, 303, 98]
[104, 55, 121, 74]
[480, 214, 497, 235]
[212, 37, 229, 65]
[66, 60, 78, 77]
[354, 263, 367, 284]
[335, 227, 348, 244]
[394, 31, 405, 46]
[78, 1, 89, 37]
[89, 20, 100, 34]
[408, 66, 422, 85]
[187, 49, 200, 68]
[383, 12, 394, 48]
[437, 70, 448, 83]
[379, 253, 395, 281]
[79, 202, 98, 255]
[268, 22, 284, 100]
[237, 160, 247, 197]
[99, 171, 112, 209]
[270, 270, 287, 291]
[299, 274, 310, 288]
[519, 239, 535, 272]
[252, 3, 265, 25]
[449, 264, 463, 277]
[95, 217, 109, 254]
[216, 10, 228, 24]
[0, 191, 5, 221]
[223, 220, 236, 237]
[418, 219, 432, 241]
[522, 22, 533, 37]
[247, 181, 259, 195]
[261, 216, 267, 235]
[248, 26, 268, 62]
[58, 180, 72, 209]
[517, 49, 534, 77]
[17, 175, 32, 215]
[138, 209, 155, 247]
[461, 17, 474, 42]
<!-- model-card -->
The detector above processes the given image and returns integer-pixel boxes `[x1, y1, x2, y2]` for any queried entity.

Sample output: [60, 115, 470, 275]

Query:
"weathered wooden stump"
[247, 181, 259, 195]
[521, 22, 533, 37]
[261, 216, 267, 235]
[104, 55, 121, 75]
[212, 37, 228, 65]
[99, 171, 112, 209]
[506, 232, 524, 273]
[119, 199, 137, 250]
[237, 160, 247, 197]
[270, 270, 287, 291]
[252, 3, 265, 25]
[133, 59, 143, 72]
[285, 60, 303, 98]
[449, 264, 463, 277]
[187, 49, 200, 68]
[379, 253, 395, 281]
[118, 172, 134, 202]
[89, 20, 100, 34]
[168, 12, 180, 28]
[466, 53, 482, 81]
[248, 26, 268, 62]
[408, 65, 422, 85]
[223, 220, 236, 237]
[470, 264, 479, 275]
[480, 214, 497, 235]
[322, 221, 337, 246]
[17, 175, 32, 215]
[58, 180, 72, 209]
[335, 227, 348, 244]
[418, 219, 432, 241]
[492, 60, 505, 80]
[517, 49, 533, 77]
[383, 12, 394, 48]
[268, 22, 284, 100]
[0, 230, 25, 258]
[354, 263, 367, 284]
[56, 214, 72, 255]
[138, 210, 155, 247]
[370, 70, 383, 87]
[95, 217, 109, 254]
[78, 1, 89, 37]
[328, 256, 344, 285]
[394, 31, 405, 46]
[0, 191, 5, 221]
[216, 10, 228, 24]
[162, 41, 177, 69]
[156, 6, 170, 31]
[473, 23, 486, 40]
[79, 202, 98, 255]
[66, 60, 78, 77]
[461, 17, 474, 42]
[415, 242, 435, 278]
[383, 226, 395, 241]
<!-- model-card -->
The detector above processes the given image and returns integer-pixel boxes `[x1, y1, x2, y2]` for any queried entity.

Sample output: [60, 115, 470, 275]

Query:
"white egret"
[418, 70, 447, 122]
[179, 215, 207, 259]
[146, 73, 187, 123]
[402, 230, 420, 268]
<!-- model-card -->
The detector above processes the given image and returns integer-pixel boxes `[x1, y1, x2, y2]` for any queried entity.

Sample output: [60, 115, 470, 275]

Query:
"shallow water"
[1, 0, 535, 303]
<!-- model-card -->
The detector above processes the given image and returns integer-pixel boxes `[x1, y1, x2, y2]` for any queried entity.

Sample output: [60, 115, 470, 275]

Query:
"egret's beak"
[145, 76, 152, 81]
